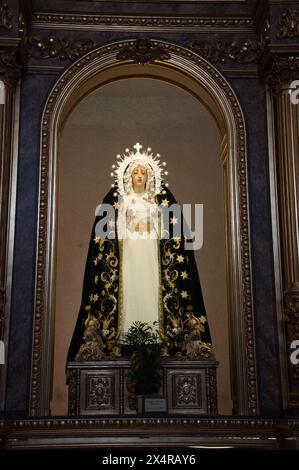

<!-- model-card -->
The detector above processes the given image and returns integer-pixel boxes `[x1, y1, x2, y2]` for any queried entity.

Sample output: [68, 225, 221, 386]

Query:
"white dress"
[118, 192, 161, 333]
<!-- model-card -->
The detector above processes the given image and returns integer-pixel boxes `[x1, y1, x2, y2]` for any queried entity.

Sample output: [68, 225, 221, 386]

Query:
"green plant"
[123, 321, 162, 395]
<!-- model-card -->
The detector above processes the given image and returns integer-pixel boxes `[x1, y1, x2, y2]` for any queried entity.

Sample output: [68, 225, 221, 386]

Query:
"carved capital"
[268, 55, 299, 90]
[0, 48, 22, 86]
[284, 288, 299, 406]
[285, 288, 299, 335]
[285, 288, 299, 314]
[277, 9, 299, 39]
[116, 38, 170, 64]
[0, 2, 12, 30]
[26, 36, 95, 60]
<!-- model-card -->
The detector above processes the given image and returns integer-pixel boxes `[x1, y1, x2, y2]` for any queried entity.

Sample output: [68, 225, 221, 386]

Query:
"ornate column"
[0, 48, 22, 407]
[270, 56, 299, 409]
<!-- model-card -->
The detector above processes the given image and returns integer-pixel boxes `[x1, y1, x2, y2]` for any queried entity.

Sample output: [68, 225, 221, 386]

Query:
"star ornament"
[89, 293, 99, 302]
[177, 254, 184, 263]
[180, 271, 188, 280]
[180, 290, 189, 299]
[170, 216, 178, 225]
[161, 198, 170, 207]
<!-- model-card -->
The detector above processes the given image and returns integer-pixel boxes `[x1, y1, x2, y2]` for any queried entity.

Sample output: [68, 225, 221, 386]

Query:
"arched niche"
[29, 40, 258, 416]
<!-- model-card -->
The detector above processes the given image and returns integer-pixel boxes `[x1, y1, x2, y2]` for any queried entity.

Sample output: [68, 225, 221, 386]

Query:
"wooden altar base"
[67, 358, 218, 416]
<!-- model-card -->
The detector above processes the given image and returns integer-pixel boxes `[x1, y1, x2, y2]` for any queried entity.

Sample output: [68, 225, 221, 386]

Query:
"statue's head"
[111, 144, 168, 197]
[131, 163, 148, 192]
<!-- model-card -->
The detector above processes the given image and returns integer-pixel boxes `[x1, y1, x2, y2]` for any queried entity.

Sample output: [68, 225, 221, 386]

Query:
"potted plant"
[122, 321, 163, 413]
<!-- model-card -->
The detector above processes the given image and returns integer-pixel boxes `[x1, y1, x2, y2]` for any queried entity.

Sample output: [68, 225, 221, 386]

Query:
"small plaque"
[144, 397, 167, 413]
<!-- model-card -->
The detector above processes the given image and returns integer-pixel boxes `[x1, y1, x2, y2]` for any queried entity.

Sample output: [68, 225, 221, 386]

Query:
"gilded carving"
[75, 314, 106, 361]
[26, 36, 95, 60]
[116, 38, 170, 64]
[0, 2, 12, 30]
[277, 10, 299, 39]
[191, 39, 260, 64]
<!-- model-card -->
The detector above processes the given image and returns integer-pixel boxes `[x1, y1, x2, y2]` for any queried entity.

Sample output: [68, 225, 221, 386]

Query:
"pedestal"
[67, 358, 218, 416]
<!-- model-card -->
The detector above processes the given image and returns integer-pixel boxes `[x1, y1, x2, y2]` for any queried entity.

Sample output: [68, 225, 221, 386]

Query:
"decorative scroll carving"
[75, 313, 107, 361]
[176, 376, 197, 405]
[0, 2, 12, 30]
[116, 38, 170, 64]
[190, 39, 260, 64]
[277, 10, 299, 39]
[26, 36, 95, 60]
[88, 376, 112, 408]
[0, 49, 22, 85]
[32, 13, 254, 32]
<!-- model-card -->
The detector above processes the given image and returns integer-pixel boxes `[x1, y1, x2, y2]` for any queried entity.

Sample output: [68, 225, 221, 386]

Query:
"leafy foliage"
[122, 321, 162, 395]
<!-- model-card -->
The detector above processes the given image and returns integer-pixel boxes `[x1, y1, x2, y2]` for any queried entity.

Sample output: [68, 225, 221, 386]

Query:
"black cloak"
[67, 185, 212, 362]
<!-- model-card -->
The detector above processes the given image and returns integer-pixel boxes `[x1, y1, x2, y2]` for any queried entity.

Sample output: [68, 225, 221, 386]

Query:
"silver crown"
[110, 142, 168, 196]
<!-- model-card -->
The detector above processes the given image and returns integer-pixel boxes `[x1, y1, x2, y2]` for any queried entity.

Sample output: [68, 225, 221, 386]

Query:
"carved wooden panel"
[167, 369, 207, 415]
[80, 369, 120, 415]
[67, 359, 218, 416]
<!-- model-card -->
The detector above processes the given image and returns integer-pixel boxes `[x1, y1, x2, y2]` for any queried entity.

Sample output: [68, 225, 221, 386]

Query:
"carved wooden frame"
[32, 12, 254, 32]
[29, 39, 258, 416]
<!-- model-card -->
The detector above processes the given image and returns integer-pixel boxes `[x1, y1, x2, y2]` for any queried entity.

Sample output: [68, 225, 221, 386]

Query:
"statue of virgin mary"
[67, 143, 213, 362]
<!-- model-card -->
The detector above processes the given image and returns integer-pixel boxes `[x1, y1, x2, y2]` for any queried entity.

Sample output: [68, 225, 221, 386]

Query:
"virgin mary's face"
[131, 165, 147, 191]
